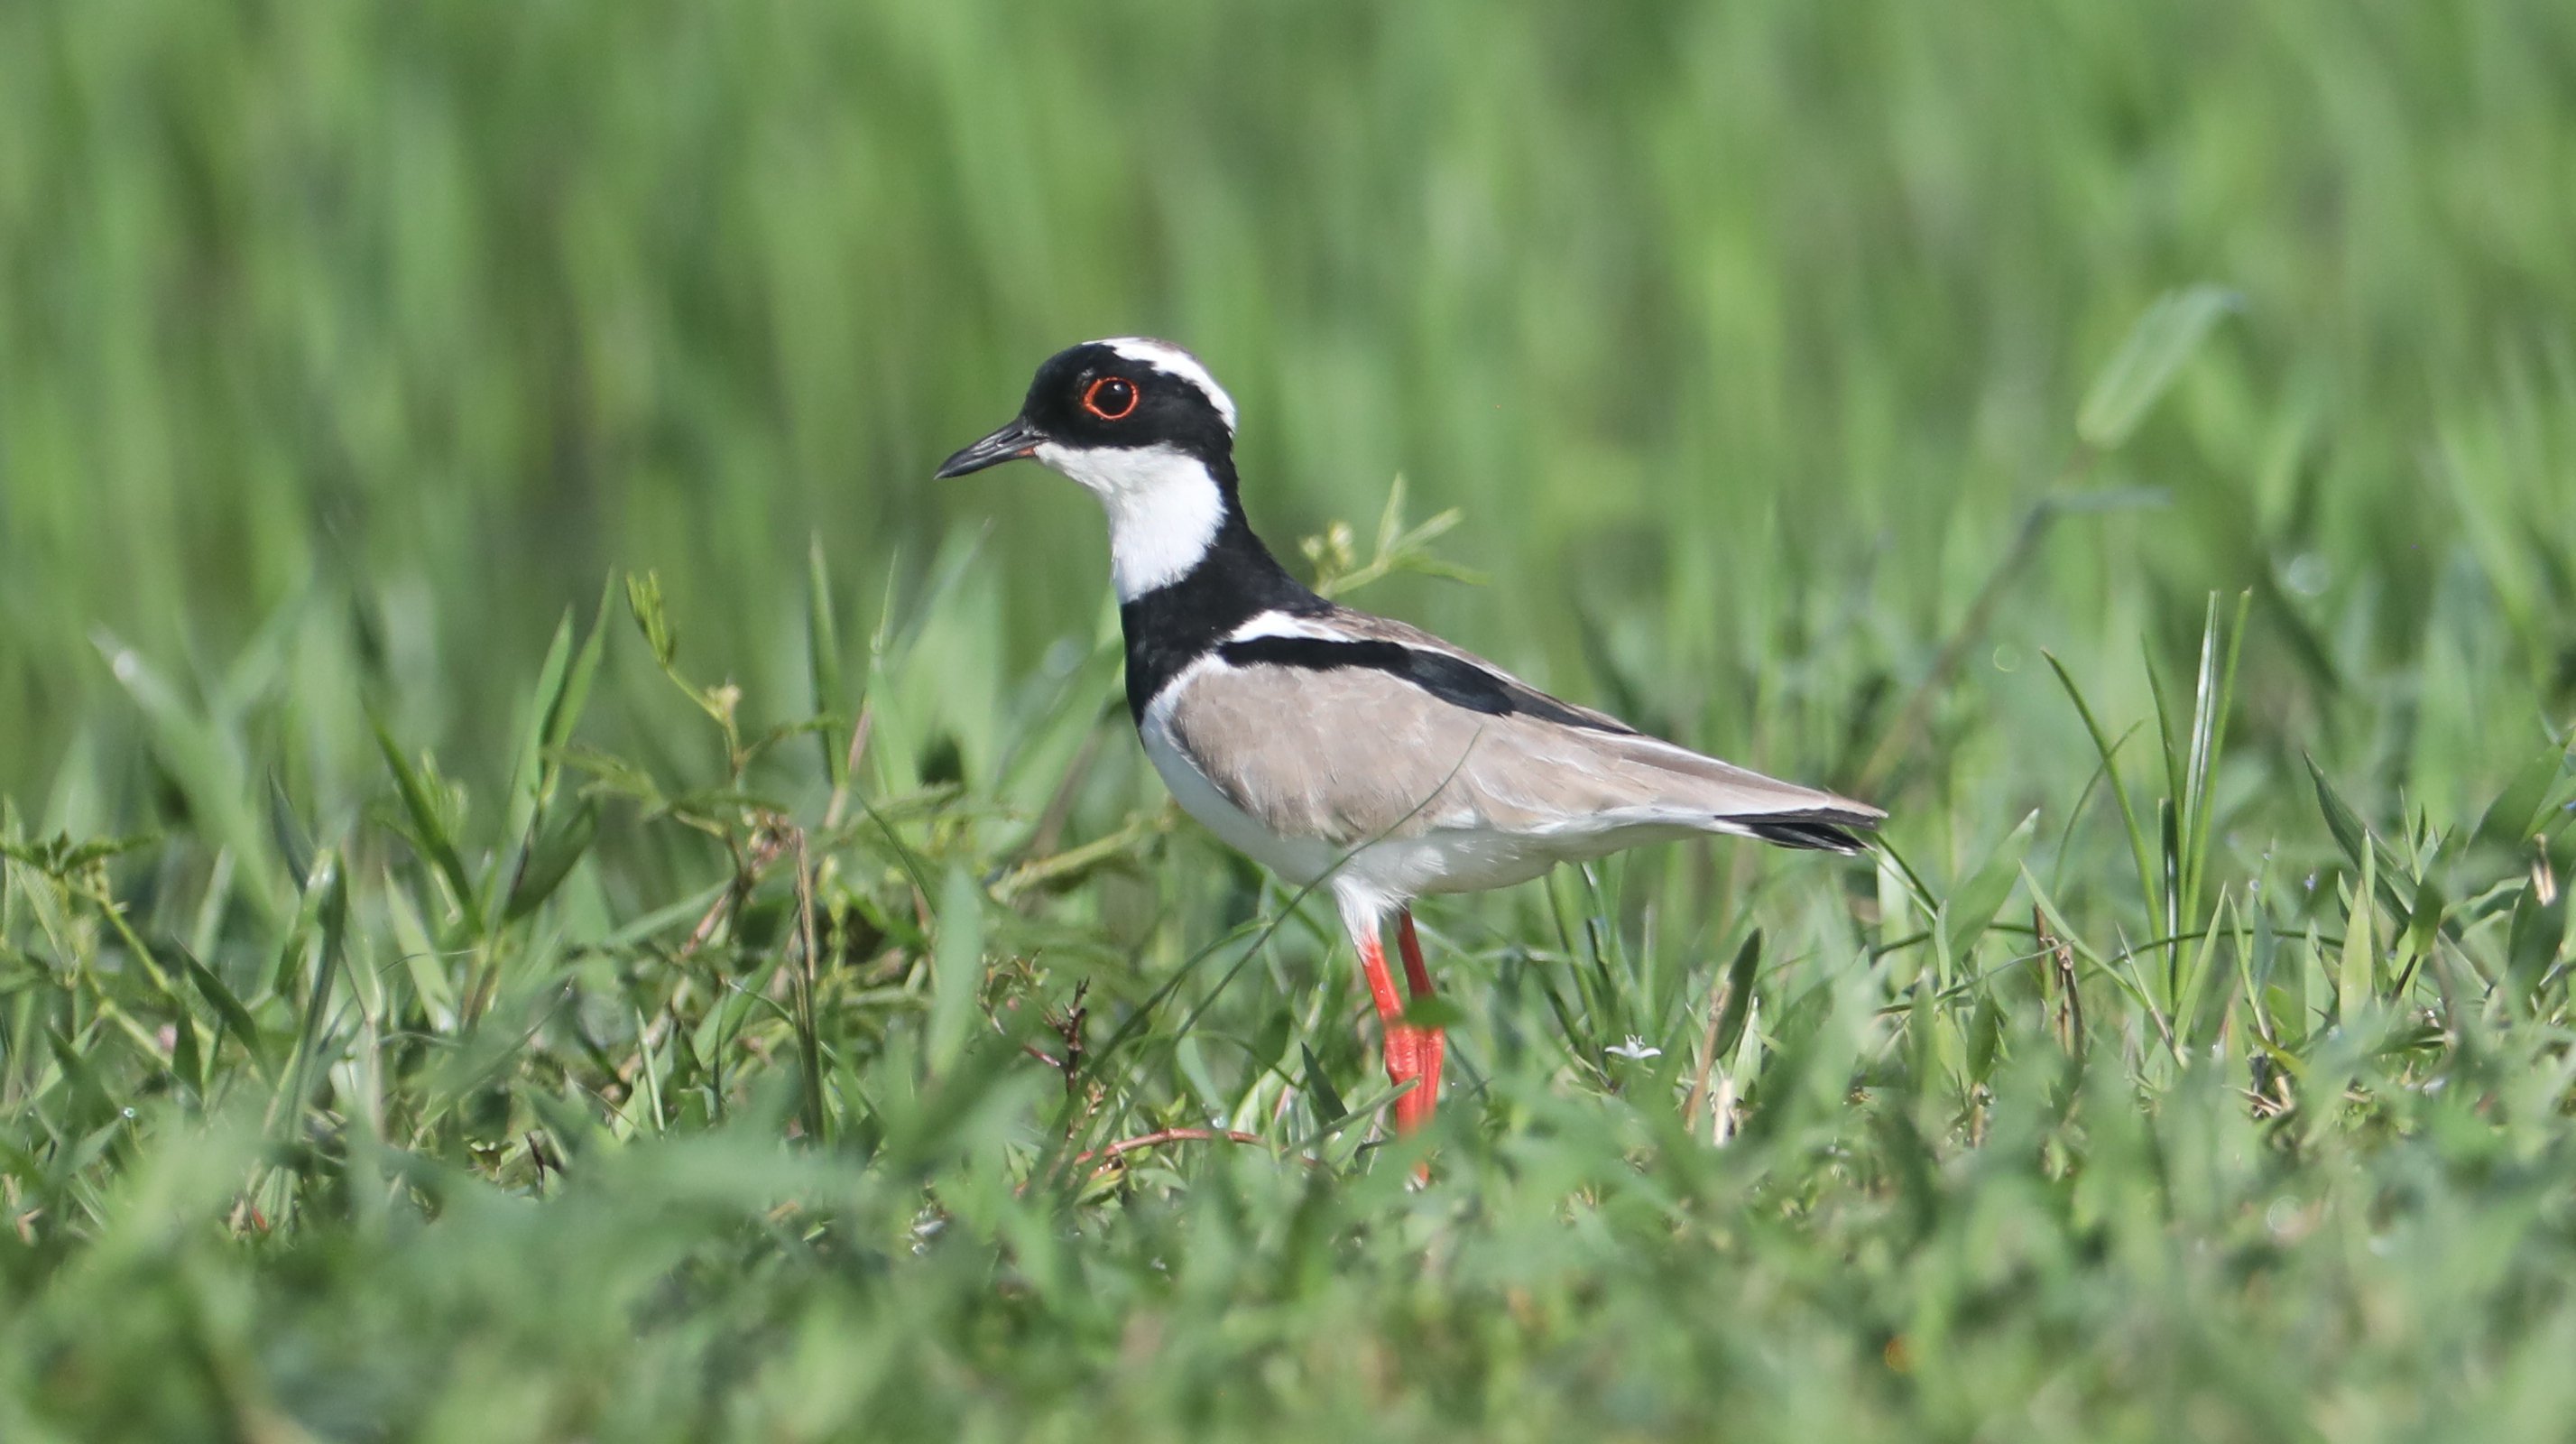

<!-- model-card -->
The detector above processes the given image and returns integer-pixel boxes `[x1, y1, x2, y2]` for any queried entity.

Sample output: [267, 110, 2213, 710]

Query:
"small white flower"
[1605, 1035, 1662, 1061]
[909, 1212, 947, 1255]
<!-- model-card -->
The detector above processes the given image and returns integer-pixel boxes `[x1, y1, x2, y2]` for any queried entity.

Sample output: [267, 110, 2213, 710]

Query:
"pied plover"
[938, 338, 1883, 1140]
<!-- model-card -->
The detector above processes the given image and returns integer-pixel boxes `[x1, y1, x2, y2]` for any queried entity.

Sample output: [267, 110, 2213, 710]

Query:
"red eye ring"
[1082, 375, 1140, 421]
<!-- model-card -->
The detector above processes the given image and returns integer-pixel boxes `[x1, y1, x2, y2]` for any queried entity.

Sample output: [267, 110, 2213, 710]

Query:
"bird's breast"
[1136, 701, 1340, 886]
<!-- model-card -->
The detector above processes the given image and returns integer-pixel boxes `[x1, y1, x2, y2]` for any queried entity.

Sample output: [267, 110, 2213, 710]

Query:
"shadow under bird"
[938, 338, 1884, 1144]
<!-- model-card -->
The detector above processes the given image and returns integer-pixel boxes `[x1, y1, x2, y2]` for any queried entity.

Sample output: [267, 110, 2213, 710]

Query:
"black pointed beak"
[934, 417, 1043, 479]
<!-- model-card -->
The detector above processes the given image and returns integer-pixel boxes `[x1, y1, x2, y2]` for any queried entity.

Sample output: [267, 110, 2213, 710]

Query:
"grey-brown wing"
[1314, 608, 1884, 847]
[1164, 644, 1881, 851]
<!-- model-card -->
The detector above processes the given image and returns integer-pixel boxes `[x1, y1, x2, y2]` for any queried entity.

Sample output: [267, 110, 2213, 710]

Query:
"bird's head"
[937, 338, 1242, 598]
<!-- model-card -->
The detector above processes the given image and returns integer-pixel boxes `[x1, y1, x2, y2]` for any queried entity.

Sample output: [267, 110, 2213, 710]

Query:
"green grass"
[5, 1, 2576, 1439]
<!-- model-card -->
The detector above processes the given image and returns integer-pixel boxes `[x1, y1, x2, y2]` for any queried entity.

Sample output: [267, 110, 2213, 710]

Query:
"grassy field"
[5, 1, 2576, 1438]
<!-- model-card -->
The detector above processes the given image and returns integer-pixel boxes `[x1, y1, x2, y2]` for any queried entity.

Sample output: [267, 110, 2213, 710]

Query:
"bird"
[937, 338, 1882, 1143]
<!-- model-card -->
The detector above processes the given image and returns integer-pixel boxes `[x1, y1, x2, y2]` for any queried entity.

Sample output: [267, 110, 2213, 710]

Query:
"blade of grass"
[2045, 652, 2161, 923]
[371, 715, 483, 936]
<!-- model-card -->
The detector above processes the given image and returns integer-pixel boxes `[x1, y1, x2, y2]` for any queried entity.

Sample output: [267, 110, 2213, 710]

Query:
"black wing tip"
[1740, 810, 1884, 855]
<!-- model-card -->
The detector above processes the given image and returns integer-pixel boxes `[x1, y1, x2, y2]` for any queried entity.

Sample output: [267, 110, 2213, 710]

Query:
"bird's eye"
[1082, 376, 1139, 421]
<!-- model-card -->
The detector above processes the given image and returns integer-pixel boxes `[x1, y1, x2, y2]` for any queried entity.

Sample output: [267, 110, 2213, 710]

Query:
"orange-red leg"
[1394, 909, 1444, 1134]
[1355, 909, 1445, 1168]
[1355, 926, 1419, 1102]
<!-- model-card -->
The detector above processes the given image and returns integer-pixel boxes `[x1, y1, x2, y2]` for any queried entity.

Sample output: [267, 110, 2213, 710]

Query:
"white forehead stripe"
[1101, 338, 1238, 432]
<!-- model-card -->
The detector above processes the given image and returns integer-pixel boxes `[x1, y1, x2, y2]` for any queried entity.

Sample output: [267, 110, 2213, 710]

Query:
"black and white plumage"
[938, 338, 1883, 1141]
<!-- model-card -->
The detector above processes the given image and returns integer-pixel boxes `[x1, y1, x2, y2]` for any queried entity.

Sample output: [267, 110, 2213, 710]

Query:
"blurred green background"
[7, 2, 2576, 1439]
[9, 0, 2571, 821]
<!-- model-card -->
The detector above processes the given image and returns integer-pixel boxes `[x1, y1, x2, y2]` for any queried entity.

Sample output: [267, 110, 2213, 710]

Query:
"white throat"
[1033, 441, 1228, 600]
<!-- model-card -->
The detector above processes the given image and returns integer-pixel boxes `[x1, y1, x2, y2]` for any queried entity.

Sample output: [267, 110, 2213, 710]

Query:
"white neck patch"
[1034, 440, 1227, 600]
[1100, 338, 1238, 433]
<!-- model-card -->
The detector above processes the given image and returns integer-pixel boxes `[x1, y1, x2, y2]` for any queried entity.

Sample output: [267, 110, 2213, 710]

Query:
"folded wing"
[1163, 608, 1883, 855]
